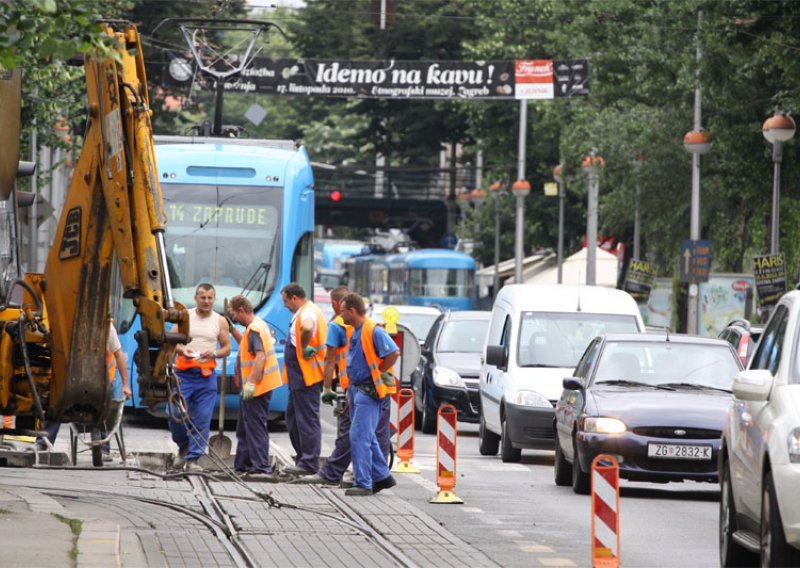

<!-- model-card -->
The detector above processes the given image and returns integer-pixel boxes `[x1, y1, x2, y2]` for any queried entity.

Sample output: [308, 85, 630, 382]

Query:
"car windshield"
[437, 319, 489, 353]
[593, 341, 741, 391]
[518, 312, 639, 368]
[400, 313, 441, 340]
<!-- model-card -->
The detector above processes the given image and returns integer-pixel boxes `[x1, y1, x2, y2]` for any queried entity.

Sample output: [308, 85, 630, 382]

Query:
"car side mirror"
[732, 369, 774, 402]
[486, 345, 507, 369]
[563, 377, 584, 391]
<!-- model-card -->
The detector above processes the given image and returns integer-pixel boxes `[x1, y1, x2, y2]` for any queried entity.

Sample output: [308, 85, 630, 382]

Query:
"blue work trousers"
[284, 347, 322, 472]
[321, 388, 390, 481]
[167, 368, 217, 460]
[350, 388, 392, 490]
[234, 391, 272, 473]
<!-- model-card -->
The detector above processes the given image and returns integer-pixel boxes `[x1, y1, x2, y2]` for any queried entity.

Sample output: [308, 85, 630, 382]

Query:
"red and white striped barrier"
[591, 454, 620, 568]
[391, 388, 419, 473]
[430, 404, 463, 504]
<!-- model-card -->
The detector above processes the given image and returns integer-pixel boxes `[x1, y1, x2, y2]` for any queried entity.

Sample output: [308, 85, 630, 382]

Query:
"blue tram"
[385, 249, 477, 310]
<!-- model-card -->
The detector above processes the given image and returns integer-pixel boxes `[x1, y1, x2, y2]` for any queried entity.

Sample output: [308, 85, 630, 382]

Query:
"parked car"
[718, 318, 764, 367]
[479, 285, 644, 462]
[719, 291, 800, 567]
[554, 332, 741, 495]
[369, 304, 442, 346]
[411, 311, 491, 433]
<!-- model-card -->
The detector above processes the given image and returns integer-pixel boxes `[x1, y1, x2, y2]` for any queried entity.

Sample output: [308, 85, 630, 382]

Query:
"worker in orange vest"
[169, 283, 231, 472]
[339, 293, 398, 496]
[280, 282, 328, 476]
[228, 294, 282, 475]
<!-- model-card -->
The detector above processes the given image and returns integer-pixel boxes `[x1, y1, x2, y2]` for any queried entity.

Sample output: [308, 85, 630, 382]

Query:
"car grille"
[524, 426, 555, 440]
[632, 427, 721, 440]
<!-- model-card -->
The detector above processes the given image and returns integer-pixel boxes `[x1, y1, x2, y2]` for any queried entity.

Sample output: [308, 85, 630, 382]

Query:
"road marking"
[538, 559, 575, 567]
[496, 529, 522, 539]
[517, 543, 554, 553]
[406, 472, 439, 493]
[482, 517, 503, 525]
[478, 464, 530, 472]
[461, 507, 483, 513]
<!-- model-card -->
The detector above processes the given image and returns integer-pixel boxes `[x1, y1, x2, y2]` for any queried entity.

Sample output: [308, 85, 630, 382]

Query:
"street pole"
[687, 9, 704, 336]
[771, 141, 783, 255]
[494, 190, 501, 296]
[632, 157, 643, 260]
[514, 100, 528, 284]
[553, 165, 566, 284]
[582, 152, 603, 286]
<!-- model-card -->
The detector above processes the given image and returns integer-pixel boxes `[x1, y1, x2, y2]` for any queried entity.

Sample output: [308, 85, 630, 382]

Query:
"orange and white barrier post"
[430, 404, 463, 504]
[391, 388, 419, 473]
[591, 454, 620, 568]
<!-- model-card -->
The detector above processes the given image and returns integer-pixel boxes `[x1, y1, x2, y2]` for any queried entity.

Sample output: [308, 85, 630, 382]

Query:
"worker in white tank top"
[169, 283, 232, 471]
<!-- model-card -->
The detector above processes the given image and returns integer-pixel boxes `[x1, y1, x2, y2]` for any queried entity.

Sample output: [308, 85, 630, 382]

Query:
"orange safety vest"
[332, 314, 353, 389]
[107, 351, 116, 383]
[282, 301, 328, 387]
[241, 316, 282, 397]
[174, 354, 216, 377]
[361, 318, 398, 399]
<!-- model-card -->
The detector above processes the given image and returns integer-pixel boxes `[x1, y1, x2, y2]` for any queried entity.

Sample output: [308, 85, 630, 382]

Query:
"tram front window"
[409, 268, 473, 298]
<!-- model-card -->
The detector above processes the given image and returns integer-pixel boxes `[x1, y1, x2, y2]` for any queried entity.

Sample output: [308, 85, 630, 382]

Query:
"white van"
[479, 285, 644, 462]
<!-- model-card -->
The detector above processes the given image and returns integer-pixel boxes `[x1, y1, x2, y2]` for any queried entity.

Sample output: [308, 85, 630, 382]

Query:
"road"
[109, 406, 721, 567]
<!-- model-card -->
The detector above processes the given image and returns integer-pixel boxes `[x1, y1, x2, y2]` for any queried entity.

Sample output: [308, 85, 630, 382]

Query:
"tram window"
[291, 232, 314, 295]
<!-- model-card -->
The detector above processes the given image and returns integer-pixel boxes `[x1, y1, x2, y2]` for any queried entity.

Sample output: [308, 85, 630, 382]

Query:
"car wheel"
[761, 470, 800, 567]
[554, 435, 572, 486]
[571, 437, 590, 495]
[421, 389, 437, 434]
[719, 458, 757, 567]
[500, 417, 521, 463]
[478, 412, 499, 456]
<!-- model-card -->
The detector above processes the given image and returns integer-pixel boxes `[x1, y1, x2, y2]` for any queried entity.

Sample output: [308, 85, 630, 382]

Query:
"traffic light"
[330, 189, 342, 203]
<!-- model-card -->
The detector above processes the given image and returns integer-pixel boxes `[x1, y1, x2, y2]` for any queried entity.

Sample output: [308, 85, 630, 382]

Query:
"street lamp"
[511, 179, 531, 283]
[683, 128, 712, 335]
[581, 152, 605, 286]
[553, 164, 566, 284]
[490, 181, 505, 297]
[762, 113, 796, 254]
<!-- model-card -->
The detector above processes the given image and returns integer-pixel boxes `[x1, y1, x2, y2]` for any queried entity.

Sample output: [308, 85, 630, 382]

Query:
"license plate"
[647, 443, 712, 460]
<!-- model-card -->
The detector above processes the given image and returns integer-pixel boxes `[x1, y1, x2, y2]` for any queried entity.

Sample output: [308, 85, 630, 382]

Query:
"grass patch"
[0, 506, 10, 514]
[53, 513, 83, 536]
[52, 513, 82, 561]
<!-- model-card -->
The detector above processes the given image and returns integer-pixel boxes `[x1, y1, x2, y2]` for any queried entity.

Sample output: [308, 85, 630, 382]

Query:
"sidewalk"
[0, 441, 493, 568]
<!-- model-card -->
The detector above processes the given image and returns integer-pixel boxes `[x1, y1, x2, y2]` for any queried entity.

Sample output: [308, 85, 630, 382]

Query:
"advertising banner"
[623, 259, 657, 304]
[697, 274, 755, 337]
[164, 57, 589, 100]
[751, 253, 787, 308]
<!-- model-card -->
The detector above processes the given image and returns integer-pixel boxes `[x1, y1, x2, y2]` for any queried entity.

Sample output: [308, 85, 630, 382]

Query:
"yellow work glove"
[242, 381, 255, 401]
[380, 370, 395, 386]
[302, 345, 317, 359]
[321, 388, 337, 405]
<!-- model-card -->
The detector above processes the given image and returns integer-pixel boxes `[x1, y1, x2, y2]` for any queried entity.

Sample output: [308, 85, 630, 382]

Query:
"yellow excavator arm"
[0, 23, 188, 433]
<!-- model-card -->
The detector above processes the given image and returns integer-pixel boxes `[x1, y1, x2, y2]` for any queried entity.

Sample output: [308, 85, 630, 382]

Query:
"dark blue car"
[554, 332, 742, 494]
[411, 311, 490, 433]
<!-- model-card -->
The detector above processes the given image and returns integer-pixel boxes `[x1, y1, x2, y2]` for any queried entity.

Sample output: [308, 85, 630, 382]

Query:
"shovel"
[209, 300, 232, 458]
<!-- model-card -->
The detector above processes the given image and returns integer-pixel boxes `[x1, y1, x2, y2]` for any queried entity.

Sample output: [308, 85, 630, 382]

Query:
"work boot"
[282, 464, 316, 476]
[344, 486, 373, 496]
[184, 459, 204, 473]
[291, 473, 339, 486]
[172, 446, 188, 470]
[372, 475, 397, 494]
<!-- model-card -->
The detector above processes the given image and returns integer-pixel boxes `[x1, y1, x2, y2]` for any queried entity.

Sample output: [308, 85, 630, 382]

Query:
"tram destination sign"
[163, 57, 589, 100]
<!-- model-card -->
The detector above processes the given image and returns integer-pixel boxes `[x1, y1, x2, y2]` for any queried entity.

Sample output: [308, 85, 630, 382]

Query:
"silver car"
[719, 291, 800, 566]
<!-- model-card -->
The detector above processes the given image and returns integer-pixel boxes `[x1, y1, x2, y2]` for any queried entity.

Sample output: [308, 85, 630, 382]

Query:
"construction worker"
[38, 320, 130, 458]
[228, 294, 281, 475]
[169, 283, 232, 472]
[280, 282, 328, 475]
[339, 293, 398, 496]
[296, 286, 393, 485]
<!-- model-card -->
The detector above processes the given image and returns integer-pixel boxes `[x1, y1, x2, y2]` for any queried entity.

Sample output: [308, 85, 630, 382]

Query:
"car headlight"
[513, 390, 552, 408]
[582, 417, 627, 435]
[432, 366, 464, 388]
[788, 428, 800, 463]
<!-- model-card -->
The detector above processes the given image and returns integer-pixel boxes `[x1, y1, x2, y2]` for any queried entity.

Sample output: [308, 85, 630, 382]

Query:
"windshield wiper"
[521, 363, 560, 368]
[596, 380, 675, 390]
[241, 262, 270, 294]
[658, 382, 731, 393]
